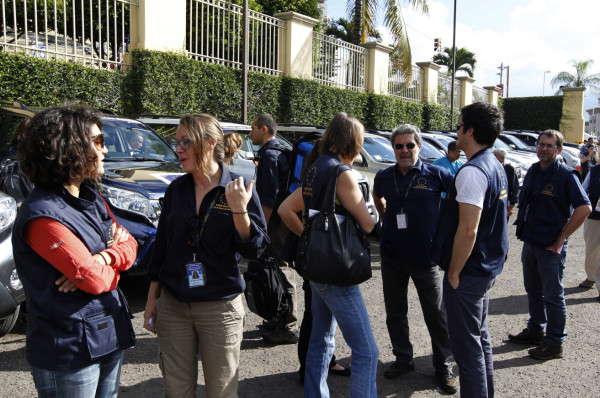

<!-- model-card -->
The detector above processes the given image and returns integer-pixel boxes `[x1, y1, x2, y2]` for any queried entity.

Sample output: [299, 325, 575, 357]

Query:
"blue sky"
[324, 0, 600, 118]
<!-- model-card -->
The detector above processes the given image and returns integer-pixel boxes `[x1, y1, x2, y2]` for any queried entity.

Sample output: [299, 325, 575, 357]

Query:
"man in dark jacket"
[509, 130, 591, 360]
[493, 148, 519, 218]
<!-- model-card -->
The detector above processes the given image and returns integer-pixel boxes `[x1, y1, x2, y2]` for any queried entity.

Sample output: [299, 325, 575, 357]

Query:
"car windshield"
[502, 135, 530, 150]
[493, 139, 511, 150]
[363, 137, 396, 163]
[420, 140, 446, 159]
[102, 118, 178, 162]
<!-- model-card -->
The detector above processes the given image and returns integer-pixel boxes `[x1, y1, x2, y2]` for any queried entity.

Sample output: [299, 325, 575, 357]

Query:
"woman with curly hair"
[12, 107, 138, 397]
[143, 114, 268, 398]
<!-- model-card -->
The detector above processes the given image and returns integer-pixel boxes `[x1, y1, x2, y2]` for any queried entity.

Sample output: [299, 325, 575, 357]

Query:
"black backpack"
[266, 131, 324, 200]
[243, 257, 291, 321]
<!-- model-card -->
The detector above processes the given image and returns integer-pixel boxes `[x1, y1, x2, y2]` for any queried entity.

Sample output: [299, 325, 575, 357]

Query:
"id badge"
[396, 212, 407, 229]
[186, 263, 205, 288]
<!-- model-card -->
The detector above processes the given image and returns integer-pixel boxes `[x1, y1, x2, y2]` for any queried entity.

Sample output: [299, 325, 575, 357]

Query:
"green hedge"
[501, 96, 563, 131]
[423, 103, 460, 130]
[0, 49, 460, 132]
[0, 51, 124, 112]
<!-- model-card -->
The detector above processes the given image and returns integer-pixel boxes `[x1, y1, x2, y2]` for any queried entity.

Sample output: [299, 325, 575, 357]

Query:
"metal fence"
[438, 74, 461, 109]
[472, 85, 488, 103]
[187, 0, 283, 75]
[0, 0, 135, 69]
[388, 64, 422, 102]
[312, 32, 367, 92]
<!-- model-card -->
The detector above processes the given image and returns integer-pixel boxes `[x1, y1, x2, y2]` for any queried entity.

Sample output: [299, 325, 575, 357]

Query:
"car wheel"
[0, 304, 21, 338]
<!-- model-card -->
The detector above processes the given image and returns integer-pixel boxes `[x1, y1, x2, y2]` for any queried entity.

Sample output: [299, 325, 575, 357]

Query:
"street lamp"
[542, 70, 551, 96]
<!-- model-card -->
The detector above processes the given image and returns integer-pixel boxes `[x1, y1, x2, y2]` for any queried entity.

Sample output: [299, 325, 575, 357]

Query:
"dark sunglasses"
[174, 138, 192, 151]
[394, 142, 416, 150]
[90, 134, 105, 150]
[456, 123, 465, 130]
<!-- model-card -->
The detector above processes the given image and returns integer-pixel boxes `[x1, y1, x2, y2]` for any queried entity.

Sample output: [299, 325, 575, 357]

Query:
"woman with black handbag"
[278, 112, 378, 398]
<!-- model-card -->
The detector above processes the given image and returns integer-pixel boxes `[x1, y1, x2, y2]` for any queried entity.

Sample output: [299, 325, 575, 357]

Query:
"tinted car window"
[363, 137, 395, 163]
[102, 118, 178, 162]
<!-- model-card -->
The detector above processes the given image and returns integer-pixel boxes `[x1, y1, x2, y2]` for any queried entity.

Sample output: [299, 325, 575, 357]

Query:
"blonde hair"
[223, 132, 242, 165]
[179, 114, 235, 175]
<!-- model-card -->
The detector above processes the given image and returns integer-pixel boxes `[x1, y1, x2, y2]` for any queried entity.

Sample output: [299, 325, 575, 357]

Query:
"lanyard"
[393, 168, 418, 212]
[191, 191, 219, 256]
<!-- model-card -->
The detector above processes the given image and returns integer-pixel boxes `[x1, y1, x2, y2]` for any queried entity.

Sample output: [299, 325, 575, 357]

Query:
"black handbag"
[296, 164, 371, 286]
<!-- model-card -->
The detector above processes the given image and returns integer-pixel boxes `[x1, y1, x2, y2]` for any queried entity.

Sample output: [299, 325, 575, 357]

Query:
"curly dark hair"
[17, 107, 103, 187]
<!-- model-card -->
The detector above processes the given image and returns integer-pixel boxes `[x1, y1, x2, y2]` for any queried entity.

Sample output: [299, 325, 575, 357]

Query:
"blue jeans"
[444, 273, 496, 398]
[30, 350, 124, 398]
[521, 242, 568, 345]
[304, 282, 379, 398]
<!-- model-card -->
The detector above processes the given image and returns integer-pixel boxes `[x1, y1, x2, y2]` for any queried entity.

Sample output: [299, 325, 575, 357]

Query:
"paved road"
[1, 224, 599, 397]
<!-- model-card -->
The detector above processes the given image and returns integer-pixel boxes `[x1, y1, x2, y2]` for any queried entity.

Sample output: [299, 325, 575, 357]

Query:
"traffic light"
[434, 38, 441, 52]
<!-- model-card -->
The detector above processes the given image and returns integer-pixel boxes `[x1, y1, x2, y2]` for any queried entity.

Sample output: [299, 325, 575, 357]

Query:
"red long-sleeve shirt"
[24, 217, 138, 295]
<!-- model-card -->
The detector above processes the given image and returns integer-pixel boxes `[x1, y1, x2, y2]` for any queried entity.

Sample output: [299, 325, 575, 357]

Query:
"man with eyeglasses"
[372, 124, 458, 394]
[433, 102, 508, 398]
[249, 113, 297, 345]
[509, 130, 591, 360]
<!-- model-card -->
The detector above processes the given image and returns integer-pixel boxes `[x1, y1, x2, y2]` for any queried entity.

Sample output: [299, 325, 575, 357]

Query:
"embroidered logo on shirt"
[541, 184, 555, 197]
[414, 177, 430, 190]
[214, 191, 232, 211]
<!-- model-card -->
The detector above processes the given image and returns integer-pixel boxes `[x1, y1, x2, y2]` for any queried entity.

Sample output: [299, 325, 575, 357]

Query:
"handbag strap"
[313, 163, 342, 213]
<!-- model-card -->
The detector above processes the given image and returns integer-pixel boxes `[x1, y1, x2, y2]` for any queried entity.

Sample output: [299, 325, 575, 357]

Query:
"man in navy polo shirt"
[250, 114, 297, 345]
[509, 130, 591, 360]
[433, 102, 508, 398]
[373, 124, 458, 394]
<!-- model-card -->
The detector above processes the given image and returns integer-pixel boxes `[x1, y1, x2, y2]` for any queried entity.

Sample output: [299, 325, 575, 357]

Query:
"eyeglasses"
[537, 143, 558, 149]
[456, 123, 465, 130]
[173, 138, 192, 151]
[394, 142, 416, 150]
[90, 134, 105, 150]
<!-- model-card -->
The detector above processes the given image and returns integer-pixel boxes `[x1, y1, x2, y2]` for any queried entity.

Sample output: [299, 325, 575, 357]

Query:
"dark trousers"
[381, 252, 453, 376]
[298, 278, 336, 376]
[443, 273, 496, 398]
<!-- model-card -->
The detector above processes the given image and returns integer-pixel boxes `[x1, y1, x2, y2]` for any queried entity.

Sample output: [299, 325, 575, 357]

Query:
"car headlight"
[96, 183, 157, 223]
[0, 193, 17, 234]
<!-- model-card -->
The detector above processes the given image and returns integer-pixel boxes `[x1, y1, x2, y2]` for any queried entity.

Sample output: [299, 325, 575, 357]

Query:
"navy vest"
[433, 148, 508, 277]
[302, 153, 349, 215]
[586, 166, 600, 220]
[516, 160, 579, 247]
[12, 185, 135, 370]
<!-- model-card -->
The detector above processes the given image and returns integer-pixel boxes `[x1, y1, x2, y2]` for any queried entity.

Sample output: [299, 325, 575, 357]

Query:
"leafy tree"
[349, 0, 429, 80]
[255, 0, 321, 19]
[432, 46, 477, 78]
[551, 59, 600, 95]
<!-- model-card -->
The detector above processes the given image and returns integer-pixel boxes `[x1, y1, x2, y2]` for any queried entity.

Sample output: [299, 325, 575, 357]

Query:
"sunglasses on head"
[394, 142, 416, 150]
[90, 133, 105, 150]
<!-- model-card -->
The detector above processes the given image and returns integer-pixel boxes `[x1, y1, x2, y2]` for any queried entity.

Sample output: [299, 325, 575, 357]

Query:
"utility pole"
[449, 0, 457, 130]
[241, 0, 249, 123]
[497, 63, 509, 97]
[505, 65, 510, 97]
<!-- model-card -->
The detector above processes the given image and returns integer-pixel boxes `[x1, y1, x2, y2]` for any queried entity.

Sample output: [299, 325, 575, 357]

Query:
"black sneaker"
[437, 374, 458, 395]
[383, 360, 414, 379]
[529, 342, 563, 360]
[262, 329, 299, 345]
[508, 328, 544, 345]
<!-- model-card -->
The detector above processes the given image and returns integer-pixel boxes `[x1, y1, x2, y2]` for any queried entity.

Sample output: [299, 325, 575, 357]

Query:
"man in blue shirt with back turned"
[373, 124, 458, 395]
[433, 140, 463, 176]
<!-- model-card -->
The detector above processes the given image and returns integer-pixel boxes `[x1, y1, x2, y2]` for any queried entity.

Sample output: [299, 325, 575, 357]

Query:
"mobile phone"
[148, 316, 155, 329]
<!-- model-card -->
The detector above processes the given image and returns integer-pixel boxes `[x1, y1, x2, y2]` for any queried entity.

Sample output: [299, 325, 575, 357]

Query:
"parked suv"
[0, 102, 187, 274]
[0, 191, 23, 337]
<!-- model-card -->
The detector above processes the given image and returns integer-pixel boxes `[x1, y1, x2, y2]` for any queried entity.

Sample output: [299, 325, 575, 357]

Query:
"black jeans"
[381, 252, 453, 376]
[298, 278, 336, 375]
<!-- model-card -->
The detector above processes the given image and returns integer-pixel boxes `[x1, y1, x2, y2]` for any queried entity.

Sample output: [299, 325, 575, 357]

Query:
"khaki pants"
[156, 291, 245, 398]
[583, 218, 600, 281]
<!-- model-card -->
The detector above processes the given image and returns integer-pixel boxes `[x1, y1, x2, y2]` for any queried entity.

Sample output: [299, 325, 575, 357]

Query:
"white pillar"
[274, 12, 319, 78]
[416, 62, 441, 104]
[360, 42, 393, 95]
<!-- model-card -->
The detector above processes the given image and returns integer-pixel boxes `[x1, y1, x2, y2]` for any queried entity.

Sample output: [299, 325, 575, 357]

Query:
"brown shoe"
[579, 279, 595, 289]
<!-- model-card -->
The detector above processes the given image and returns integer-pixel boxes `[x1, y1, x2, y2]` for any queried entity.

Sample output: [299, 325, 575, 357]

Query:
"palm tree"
[432, 47, 477, 78]
[551, 59, 600, 95]
[348, 0, 429, 80]
[325, 18, 381, 42]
